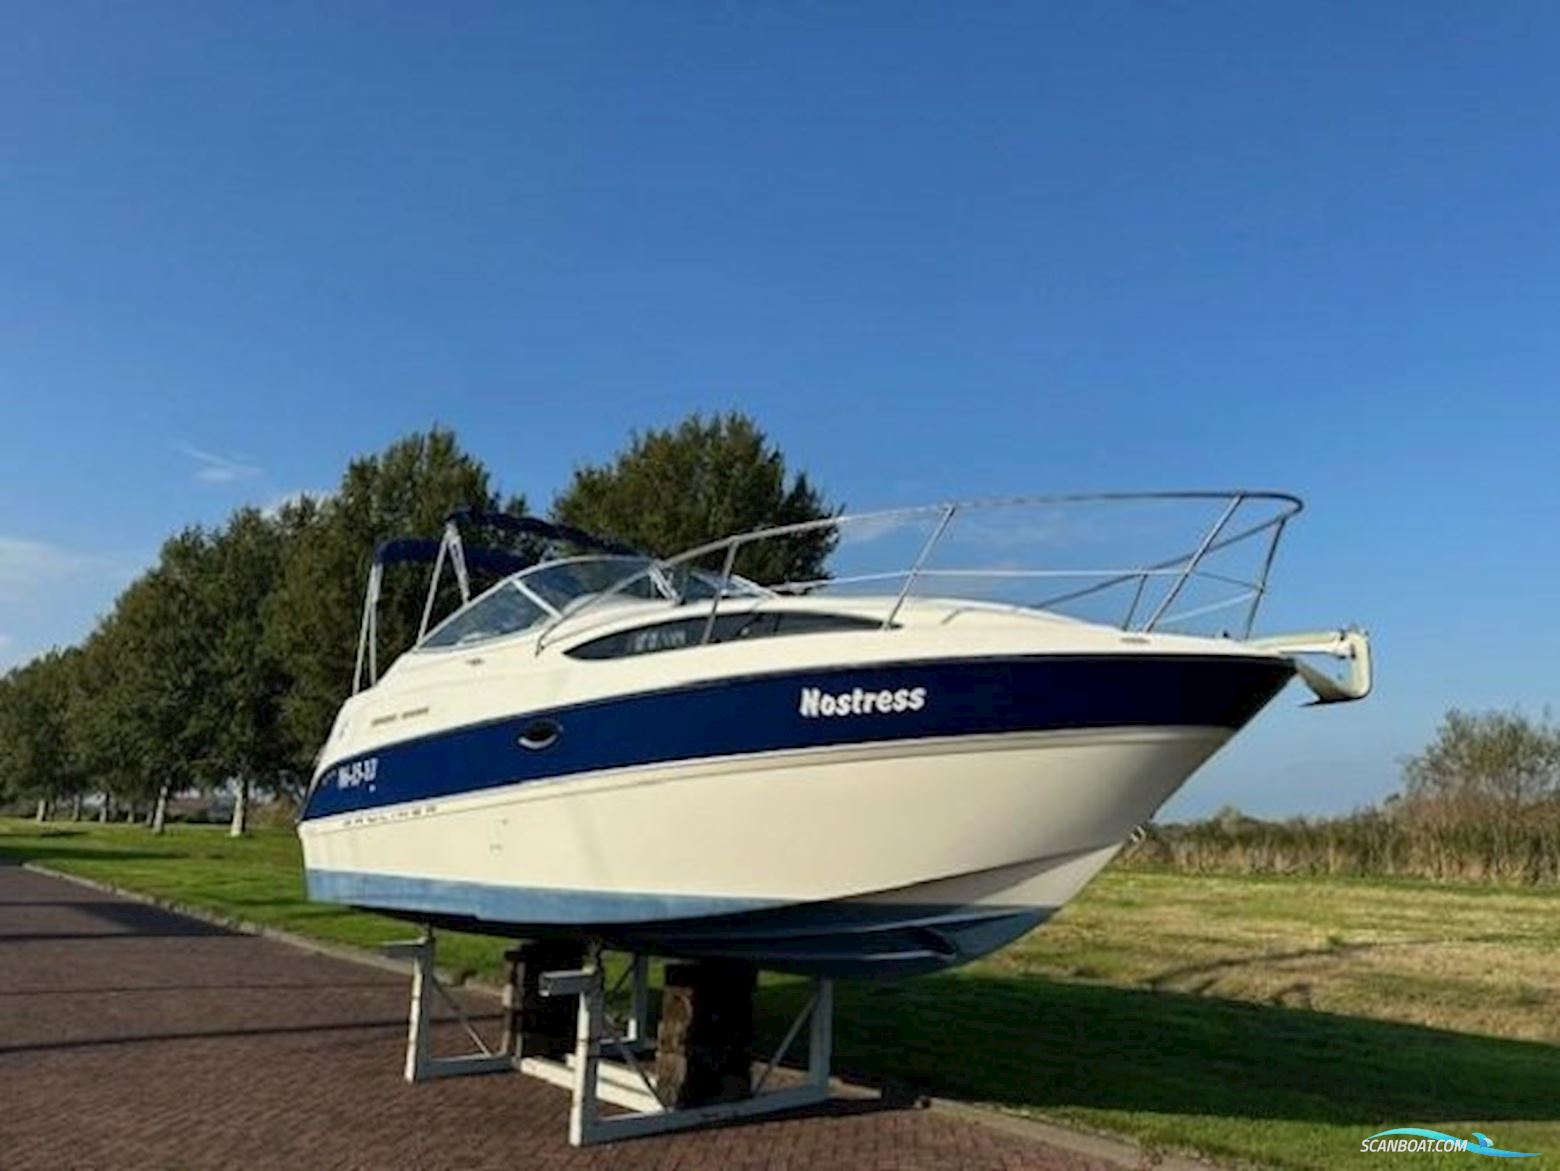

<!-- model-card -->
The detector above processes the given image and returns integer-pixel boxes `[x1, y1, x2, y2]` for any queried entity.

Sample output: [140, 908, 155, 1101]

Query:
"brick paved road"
[0, 862, 1114, 1171]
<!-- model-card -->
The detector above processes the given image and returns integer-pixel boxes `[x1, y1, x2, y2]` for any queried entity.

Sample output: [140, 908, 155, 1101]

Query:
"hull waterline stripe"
[306, 869, 778, 923]
[304, 868, 1056, 978]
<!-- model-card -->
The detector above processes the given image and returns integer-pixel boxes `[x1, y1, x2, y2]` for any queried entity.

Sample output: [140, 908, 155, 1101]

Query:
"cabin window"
[420, 584, 547, 649]
[566, 611, 884, 660]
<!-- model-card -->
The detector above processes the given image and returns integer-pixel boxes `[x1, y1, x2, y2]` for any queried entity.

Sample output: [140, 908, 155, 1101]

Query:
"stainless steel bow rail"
[534, 489, 1308, 652]
[383, 931, 836, 1147]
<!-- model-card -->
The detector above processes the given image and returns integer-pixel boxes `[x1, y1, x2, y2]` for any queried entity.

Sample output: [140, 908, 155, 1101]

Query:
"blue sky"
[3, 2, 1557, 817]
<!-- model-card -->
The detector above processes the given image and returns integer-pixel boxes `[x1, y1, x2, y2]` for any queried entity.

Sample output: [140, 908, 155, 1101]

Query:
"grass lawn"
[4, 817, 1557, 1169]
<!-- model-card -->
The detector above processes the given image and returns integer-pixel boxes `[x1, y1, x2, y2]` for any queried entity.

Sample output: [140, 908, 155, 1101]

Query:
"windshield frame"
[413, 554, 685, 655]
[413, 577, 553, 652]
[530, 557, 773, 653]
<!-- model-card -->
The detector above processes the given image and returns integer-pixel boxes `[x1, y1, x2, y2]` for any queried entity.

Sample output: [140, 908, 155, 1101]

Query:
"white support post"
[403, 933, 433, 1082]
[567, 951, 604, 1147]
[385, 931, 515, 1082]
[500, 947, 521, 1057]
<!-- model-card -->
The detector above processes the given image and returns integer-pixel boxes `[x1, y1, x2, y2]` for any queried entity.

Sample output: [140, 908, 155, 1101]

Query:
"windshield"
[420, 584, 547, 649]
[665, 564, 768, 601]
[418, 555, 771, 652]
[522, 556, 666, 612]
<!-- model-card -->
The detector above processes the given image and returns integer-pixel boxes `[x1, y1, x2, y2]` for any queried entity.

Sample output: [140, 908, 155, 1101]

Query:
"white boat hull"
[301, 725, 1229, 976]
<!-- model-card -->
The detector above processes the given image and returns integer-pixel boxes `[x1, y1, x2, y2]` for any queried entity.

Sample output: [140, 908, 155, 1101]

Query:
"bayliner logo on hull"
[799, 686, 926, 717]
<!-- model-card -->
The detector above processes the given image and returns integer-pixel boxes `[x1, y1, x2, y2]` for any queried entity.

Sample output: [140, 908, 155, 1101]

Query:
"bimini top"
[371, 512, 638, 570]
[372, 537, 529, 576]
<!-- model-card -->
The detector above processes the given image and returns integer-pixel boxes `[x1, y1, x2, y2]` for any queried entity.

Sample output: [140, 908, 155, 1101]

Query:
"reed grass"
[1123, 808, 1560, 884]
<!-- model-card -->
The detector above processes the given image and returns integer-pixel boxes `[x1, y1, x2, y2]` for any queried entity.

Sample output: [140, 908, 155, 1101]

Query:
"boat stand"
[385, 931, 835, 1146]
[381, 934, 525, 1081]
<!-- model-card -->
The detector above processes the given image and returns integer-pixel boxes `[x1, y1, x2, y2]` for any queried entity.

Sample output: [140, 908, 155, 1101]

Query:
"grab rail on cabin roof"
[531, 490, 1303, 654]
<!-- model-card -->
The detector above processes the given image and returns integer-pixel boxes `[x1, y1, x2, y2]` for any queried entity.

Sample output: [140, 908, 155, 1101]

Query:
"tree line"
[1124, 709, 1560, 884]
[0, 414, 833, 834]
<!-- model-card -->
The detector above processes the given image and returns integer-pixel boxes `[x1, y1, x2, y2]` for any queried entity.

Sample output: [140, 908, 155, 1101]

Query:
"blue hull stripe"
[302, 654, 1292, 820]
[307, 869, 778, 924]
[306, 867, 1052, 978]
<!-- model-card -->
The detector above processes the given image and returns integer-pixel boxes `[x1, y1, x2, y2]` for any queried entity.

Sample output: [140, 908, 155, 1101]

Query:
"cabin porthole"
[518, 719, 561, 751]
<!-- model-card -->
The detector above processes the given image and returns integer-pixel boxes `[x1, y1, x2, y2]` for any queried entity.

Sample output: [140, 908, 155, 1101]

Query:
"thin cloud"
[175, 442, 261, 484]
[0, 536, 112, 603]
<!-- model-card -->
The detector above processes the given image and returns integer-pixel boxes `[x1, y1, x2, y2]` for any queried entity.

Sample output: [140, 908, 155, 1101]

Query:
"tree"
[263, 429, 518, 762]
[1212, 804, 1252, 833]
[0, 674, 13, 808]
[67, 619, 141, 823]
[0, 649, 86, 820]
[0, 671, 20, 811]
[97, 530, 226, 832]
[552, 412, 837, 585]
[204, 507, 298, 834]
[1401, 708, 1560, 823]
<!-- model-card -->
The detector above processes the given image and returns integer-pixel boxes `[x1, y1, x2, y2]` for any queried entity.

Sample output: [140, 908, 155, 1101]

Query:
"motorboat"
[298, 492, 1371, 979]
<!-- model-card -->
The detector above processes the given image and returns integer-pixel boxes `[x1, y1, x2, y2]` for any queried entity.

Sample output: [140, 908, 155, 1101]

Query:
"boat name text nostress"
[799, 685, 927, 718]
